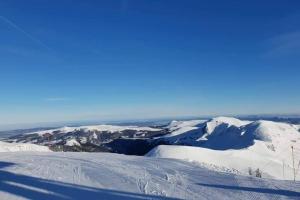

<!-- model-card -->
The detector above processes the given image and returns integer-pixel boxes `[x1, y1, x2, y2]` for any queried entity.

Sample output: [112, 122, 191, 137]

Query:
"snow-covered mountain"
[2, 117, 300, 181]
[148, 117, 300, 180]
[0, 151, 299, 200]
[5, 124, 167, 155]
[23, 124, 162, 136]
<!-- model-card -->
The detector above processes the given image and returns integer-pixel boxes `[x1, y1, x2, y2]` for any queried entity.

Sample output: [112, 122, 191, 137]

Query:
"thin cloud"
[0, 15, 52, 51]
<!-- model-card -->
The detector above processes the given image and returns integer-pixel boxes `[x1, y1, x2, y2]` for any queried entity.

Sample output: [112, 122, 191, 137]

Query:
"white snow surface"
[0, 141, 50, 152]
[204, 116, 252, 135]
[147, 144, 300, 181]
[165, 120, 207, 137]
[26, 125, 161, 136]
[162, 117, 254, 146]
[65, 139, 81, 147]
[150, 117, 300, 181]
[0, 152, 299, 200]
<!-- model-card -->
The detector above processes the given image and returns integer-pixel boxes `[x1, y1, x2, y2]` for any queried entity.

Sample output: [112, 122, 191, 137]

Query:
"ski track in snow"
[0, 152, 299, 200]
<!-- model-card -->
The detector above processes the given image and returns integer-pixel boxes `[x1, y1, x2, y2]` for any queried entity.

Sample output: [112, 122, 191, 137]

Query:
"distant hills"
[1, 116, 299, 180]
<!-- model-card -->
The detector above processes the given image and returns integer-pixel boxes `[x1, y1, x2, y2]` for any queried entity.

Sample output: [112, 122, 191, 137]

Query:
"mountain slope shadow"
[163, 125, 256, 150]
[0, 162, 179, 200]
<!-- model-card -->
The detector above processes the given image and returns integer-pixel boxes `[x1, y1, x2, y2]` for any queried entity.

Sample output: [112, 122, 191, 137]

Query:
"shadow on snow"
[0, 162, 178, 200]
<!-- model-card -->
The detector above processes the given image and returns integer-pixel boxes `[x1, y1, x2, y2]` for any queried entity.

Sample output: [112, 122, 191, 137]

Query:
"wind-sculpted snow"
[0, 152, 299, 200]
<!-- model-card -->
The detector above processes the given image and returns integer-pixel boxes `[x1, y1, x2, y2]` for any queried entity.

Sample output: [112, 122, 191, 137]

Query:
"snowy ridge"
[26, 124, 162, 136]
[162, 117, 299, 149]
[162, 117, 253, 146]
[245, 120, 299, 142]
[164, 120, 206, 138]
[167, 119, 207, 132]
[151, 117, 300, 180]
[204, 116, 251, 135]
[0, 141, 50, 152]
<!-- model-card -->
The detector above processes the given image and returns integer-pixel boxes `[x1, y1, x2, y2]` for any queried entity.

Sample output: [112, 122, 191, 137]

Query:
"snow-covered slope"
[163, 117, 254, 148]
[147, 145, 299, 180]
[65, 138, 81, 146]
[164, 119, 207, 138]
[0, 152, 299, 200]
[151, 117, 300, 180]
[0, 141, 50, 152]
[26, 125, 162, 136]
[5, 124, 166, 154]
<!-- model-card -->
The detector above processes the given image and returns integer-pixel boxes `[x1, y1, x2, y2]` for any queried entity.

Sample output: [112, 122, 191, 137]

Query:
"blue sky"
[0, 0, 300, 127]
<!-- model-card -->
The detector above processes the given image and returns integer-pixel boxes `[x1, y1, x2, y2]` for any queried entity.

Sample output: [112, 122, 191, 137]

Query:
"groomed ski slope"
[0, 152, 299, 200]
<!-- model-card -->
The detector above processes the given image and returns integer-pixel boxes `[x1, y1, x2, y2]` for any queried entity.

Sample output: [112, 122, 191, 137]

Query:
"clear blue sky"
[0, 0, 300, 127]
